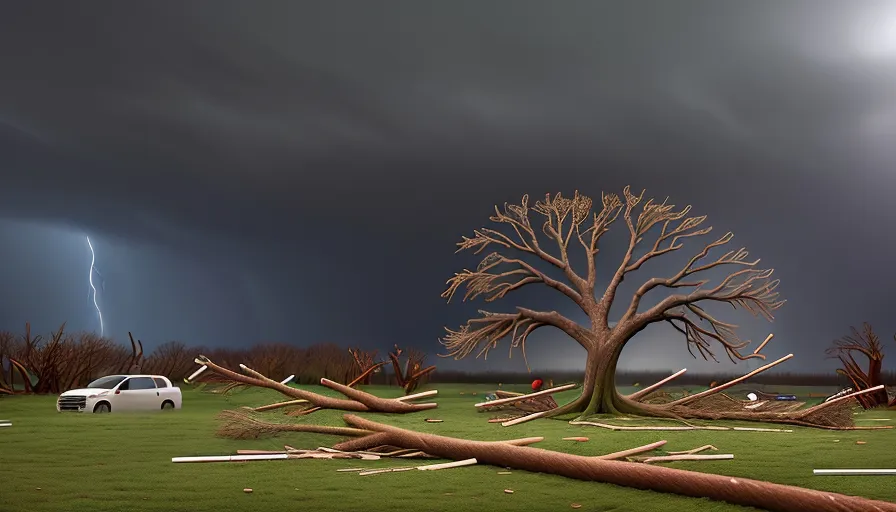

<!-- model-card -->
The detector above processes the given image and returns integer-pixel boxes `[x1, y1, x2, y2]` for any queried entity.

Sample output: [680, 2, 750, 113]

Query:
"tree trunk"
[580, 339, 630, 416]
[548, 333, 629, 418]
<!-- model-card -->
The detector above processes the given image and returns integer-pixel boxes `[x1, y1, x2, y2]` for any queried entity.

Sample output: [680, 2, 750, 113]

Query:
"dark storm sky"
[2, 1, 896, 374]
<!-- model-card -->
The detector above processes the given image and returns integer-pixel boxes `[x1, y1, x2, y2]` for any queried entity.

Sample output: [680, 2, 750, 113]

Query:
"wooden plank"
[475, 383, 577, 408]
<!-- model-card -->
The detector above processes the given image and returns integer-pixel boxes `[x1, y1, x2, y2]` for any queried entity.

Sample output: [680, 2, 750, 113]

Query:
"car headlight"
[87, 391, 109, 399]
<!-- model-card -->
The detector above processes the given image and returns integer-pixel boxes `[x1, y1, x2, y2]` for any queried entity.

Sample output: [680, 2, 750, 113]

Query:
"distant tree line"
[0, 324, 419, 394]
[2, 322, 893, 395]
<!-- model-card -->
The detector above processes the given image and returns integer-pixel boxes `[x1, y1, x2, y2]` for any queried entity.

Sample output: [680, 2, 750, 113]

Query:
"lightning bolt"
[86, 236, 105, 337]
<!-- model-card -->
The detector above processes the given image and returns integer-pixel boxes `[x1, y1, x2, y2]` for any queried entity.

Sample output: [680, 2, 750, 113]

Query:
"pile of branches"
[210, 411, 896, 512]
[491, 390, 559, 413]
[616, 349, 893, 431]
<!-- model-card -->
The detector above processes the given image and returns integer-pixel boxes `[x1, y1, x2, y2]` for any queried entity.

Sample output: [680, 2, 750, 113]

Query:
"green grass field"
[1, 384, 894, 512]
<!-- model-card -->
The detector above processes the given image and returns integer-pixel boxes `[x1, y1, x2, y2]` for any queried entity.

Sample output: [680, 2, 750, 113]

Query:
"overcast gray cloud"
[2, 1, 896, 374]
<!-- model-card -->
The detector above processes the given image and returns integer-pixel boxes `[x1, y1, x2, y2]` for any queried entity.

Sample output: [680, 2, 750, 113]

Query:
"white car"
[57, 374, 183, 413]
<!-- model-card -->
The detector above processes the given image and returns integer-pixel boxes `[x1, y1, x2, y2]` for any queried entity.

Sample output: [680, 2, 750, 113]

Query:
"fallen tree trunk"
[340, 414, 896, 512]
[193, 356, 437, 414]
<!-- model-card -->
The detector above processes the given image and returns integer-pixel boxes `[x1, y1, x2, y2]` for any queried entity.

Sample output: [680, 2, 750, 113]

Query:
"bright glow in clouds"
[86, 236, 104, 336]
[851, 7, 896, 59]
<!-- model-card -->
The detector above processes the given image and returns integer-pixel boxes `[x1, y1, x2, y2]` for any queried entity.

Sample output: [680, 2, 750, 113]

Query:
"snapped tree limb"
[193, 356, 437, 414]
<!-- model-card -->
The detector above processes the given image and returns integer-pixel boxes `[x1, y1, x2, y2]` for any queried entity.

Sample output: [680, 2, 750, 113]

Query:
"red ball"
[531, 379, 544, 391]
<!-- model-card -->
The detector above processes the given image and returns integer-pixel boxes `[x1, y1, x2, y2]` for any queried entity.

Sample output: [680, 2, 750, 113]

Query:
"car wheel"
[94, 402, 111, 414]
[161, 401, 175, 410]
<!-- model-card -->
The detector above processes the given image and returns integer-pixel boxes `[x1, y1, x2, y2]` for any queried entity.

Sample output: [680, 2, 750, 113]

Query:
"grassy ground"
[0, 383, 893, 512]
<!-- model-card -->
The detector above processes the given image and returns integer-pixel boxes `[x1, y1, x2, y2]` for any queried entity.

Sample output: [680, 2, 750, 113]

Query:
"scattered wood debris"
[359, 467, 414, 476]
[173, 454, 289, 463]
[597, 440, 668, 460]
[634, 454, 734, 464]
[243, 488, 252, 493]
[569, 420, 793, 433]
[666, 445, 718, 455]
[425, 419, 444, 423]
[562, 437, 589, 442]
[856, 441, 867, 445]
[476, 384, 575, 417]
[418, 458, 477, 471]
[571, 504, 582, 509]
[356, 458, 478, 475]
[173, 443, 448, 464]
[489, 417, 520, 423]
[504, 489, 514, 494]
[814, 469, 896, 476]
[208, 412, 896, 512]
[497, 471, 512, 475]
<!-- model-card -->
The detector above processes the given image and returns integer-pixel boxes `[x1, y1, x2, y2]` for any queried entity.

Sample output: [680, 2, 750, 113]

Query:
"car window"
[87, 375, 126, 389]
[153, 377, 168, 388]
[127, 377, 157, 390]
[118, 378, 130, 390]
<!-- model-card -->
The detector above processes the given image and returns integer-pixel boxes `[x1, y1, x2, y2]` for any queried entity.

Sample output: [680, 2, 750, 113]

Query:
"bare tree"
[388, 345, 435, 394]
[348, 347, 383, 385]
[441, 187, 787, 419]
[825, 324, 888, 409]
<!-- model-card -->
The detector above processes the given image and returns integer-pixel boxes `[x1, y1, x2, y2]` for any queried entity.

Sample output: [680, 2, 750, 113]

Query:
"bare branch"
[625, 230, 782, 320]
[455, 194, 591, 296]
[596, 189, 715, 328]
[578, 192, 624, 289]
[664, 306, 766, 364]
[439, 308, 581, 364]
[442, 253, 584, 306]
[825, 323, 883, 362]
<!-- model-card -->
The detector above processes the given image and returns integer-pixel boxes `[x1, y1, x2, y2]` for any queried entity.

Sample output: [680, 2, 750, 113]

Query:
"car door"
[110, 378, 134, 411]
[124, 377, 161, 411]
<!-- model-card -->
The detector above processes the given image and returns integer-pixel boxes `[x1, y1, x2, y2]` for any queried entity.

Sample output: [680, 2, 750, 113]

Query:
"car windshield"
[87, 376, 126, 389]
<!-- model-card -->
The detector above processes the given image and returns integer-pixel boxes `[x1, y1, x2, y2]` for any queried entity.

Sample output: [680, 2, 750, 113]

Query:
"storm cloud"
[2, 1, 896, 373]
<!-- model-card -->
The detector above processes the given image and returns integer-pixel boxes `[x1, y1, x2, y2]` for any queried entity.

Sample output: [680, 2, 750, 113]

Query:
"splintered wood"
[477, 384, 575, 415]
[479, 384, 573, 424]
[667, 445, 718, 455]
[594, 440, 732, 464]
[569, 420, 793, 433]
[173, 444, 441, 464]
[637, 454, 734, 464]
[350, 458, 479, 476]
